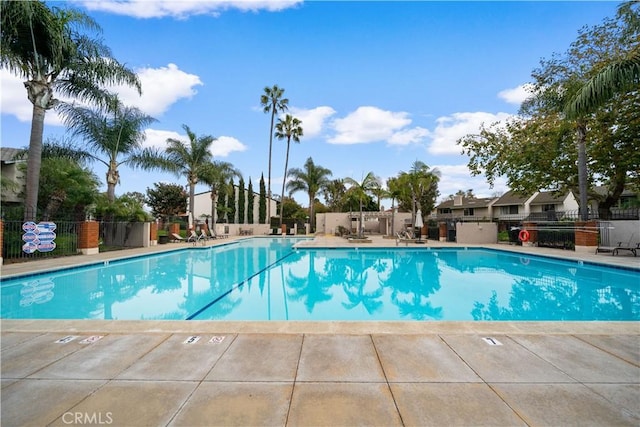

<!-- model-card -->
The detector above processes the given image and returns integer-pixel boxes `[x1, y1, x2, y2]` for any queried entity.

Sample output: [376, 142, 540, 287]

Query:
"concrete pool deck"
[1, 235, 639, 426]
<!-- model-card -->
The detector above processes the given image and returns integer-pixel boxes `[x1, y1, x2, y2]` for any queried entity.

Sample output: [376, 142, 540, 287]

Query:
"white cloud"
[388, 126, 430, 146]
[328, 106, 427, 146]
[75, 0, 302, 19]
[1, 64, 201, 126]
[111, 64, 203, 116]
[428, 111, 512, 155]
[0, 70, 64, 126]
[498, 83, 534, 105]
[143, 129, 247, 157]
[213, 136, 248, 156]
[288, 106, 336, 138]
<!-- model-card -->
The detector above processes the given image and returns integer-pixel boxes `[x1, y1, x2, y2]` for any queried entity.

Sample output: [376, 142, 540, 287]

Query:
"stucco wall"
[455, 222, 498, 244]
[315, 212, 412, 235]
[193, 190, 277, 225]
[603, 220, 640, 246]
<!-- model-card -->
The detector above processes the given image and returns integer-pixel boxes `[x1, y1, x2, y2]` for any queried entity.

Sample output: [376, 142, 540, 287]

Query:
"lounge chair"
[171, 233, 187, 243]
[208, 229, 218, 239]
[187, 230, 199, 243]
[596, 233, 637, 256]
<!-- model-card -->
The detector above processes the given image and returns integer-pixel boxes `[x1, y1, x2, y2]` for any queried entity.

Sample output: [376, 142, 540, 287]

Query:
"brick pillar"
[439, 223, 447, 242]
[575, 220, 598, 253]
[169, 223, 180, 235]
[0, 220, 4, 265]
[150, 222, 158, 245]
[522, 222, 537, 246]
[78, 221, 99, 255]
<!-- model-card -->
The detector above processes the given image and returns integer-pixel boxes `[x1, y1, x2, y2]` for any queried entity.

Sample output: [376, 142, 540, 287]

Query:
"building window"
[500, 205, 518, 215]
[463, 208, 475, 216]
[542, 204, 556, 212]
[439, 208, 451, 214]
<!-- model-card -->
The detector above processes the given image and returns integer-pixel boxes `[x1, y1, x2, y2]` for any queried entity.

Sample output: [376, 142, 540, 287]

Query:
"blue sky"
[0, 1, 621, 207]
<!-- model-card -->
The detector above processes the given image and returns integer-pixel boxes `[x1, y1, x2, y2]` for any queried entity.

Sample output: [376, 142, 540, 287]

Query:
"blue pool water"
[1, 238, 639, 321]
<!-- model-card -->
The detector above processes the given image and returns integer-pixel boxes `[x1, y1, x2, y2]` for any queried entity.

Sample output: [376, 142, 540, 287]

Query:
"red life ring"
[518, 229, 530, 242]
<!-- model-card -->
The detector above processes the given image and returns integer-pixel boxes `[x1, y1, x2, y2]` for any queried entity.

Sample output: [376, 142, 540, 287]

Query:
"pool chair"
[208, 229, 218, 239]
[596, 233, 637, 256]
[198, 230, 209, 242]
[187, 230, 199, 243]
[171, 233, 187, 243]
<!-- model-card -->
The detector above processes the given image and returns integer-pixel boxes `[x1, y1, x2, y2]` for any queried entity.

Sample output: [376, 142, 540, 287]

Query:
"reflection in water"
[1, 245, 638, 321]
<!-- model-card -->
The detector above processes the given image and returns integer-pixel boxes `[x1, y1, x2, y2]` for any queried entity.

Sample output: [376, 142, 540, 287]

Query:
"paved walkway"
[2, 235, 639, 426]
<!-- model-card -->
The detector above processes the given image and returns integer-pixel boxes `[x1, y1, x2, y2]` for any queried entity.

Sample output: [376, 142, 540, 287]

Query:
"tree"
[275, 114, 303, 225]
[259, 173, 266, 224]
[344, 172, 381, 238]
[398, 161, 440, 226]
[460, 7, 640, 219]
[145, 182, 187, 223]
[36, 156, 100, 220]
[238, 177, 246, 224]
[247, 178, 255, 224]
[323, 179, 347, 212]
[199, 160, 241, 225]
[227, 177, 236, 224]
[0, 1, 141, 220]
[566, 2, 640, 117]
[60, 96, 159, 203]
[94, 192, 151, 222]
[286, 157, 332, 232]
[260, 84, 289, 222]
[163, 124, 215, 225]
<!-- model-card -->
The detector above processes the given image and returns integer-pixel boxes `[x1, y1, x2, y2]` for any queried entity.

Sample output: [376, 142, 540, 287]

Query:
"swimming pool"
[1, 238, 638, 321]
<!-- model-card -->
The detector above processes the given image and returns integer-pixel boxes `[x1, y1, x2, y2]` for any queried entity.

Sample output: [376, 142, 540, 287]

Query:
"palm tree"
[0, 1, 141, 220]
[199, 161, 242, 225]
[164, 125, 215, 226]
[274, 114, 303, 226]
[286, 157, 332, 232]
[566, 1, 640, 117]
[344, 172, 381, 238]
[60, 96, 158, 203]
[260, 85, 289, 223]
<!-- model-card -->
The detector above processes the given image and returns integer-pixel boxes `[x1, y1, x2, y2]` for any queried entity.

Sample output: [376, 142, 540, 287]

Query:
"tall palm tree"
[164, 124, 215, 226]
[60, 96, 158, 203]
[260, 85, 288, 223]
[199, 161, 242, 225]
[274, 114, 303, 226]
[0, 1, 140, 220]
[344, 172, 381, 238]
[286, 157, 332, 232]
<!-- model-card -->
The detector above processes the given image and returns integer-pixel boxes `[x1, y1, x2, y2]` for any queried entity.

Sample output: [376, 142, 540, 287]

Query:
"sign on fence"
[22, 221, 57, 254]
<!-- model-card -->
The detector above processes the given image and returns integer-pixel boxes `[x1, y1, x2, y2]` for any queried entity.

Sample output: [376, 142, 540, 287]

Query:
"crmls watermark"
[62, 412, 113, 425]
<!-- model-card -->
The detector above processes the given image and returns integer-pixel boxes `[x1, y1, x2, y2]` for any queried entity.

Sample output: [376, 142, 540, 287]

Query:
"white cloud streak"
[75, 0, 302, 19]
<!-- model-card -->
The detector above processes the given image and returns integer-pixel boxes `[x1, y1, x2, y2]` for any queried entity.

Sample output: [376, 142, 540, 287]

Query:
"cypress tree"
[247, 178, 254, 224]
[238, 177, 246, 224]
[259, 173, 267, 224]
[227, 178, 236, 224]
